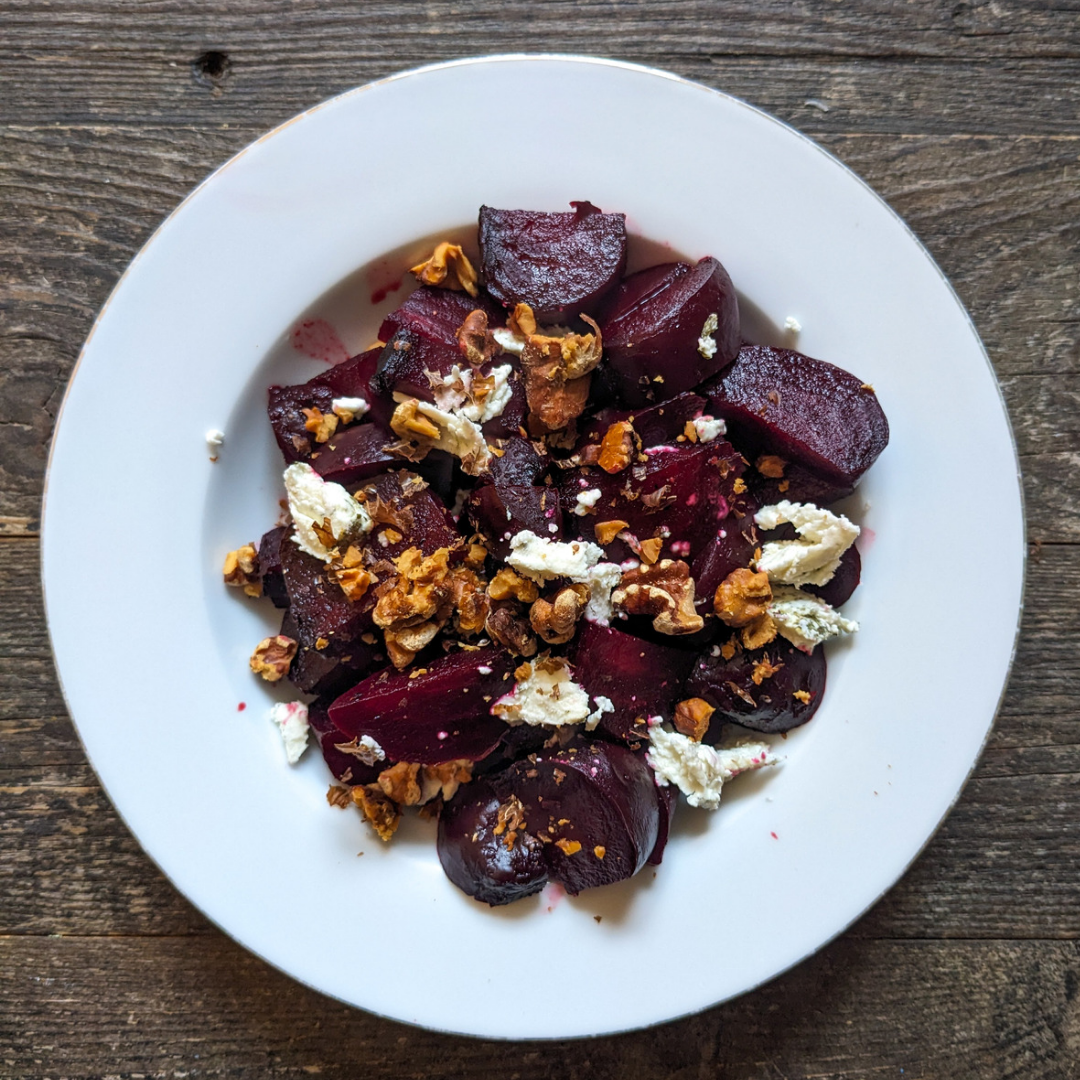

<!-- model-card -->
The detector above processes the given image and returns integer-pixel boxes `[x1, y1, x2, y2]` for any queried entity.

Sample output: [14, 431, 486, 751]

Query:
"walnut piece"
[741, 613, 778, 650]
[409, 241, 479, 298]
[487, 567, 540, 604]
[673, 697, 715, 742]
[755, 454, 787, 479]
[452, 566, 490, 635]
[612, 559, 704, 635]
[326, 785, 352, 809]
[374, 546, 456, 668]
[223, 543, 261, 598]
[249, 635, 297, 681]
[714, 568, 773, 626]
[421, 760, 473, 804]
[378, 762, 423, 806]
[485, 602, 538, 658]
[352, 784, 401, 841]
[555, 838, 582, 856]
[597, 421, 635, 474]
[302, 406, 338, 444]
[594, 519, 629, 545]
[389, 397, 441, 450]
[529, 584, 589, 645]
[456, 309, 498, 365]
[751, 657, 784, 685]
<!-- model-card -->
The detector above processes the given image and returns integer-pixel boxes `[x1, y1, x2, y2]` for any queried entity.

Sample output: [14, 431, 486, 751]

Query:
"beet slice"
[328, 646, 516, 764]
[378, 284, 504, 345]
[703, 344, 889, 489]
[689, 502, 760, 613]
[505, 740, 659, 895]
[257, 525, 290, 609]
[804, 543, 861, 608]
[466, 482, 562, 560]
[746, 459, 854, 507]
[478, 202, 627, 323]
[358, 470, 463, 560]
[267, 347, 381, 464]
[576, 392, 707, 453]
[488, 436, 550, 487]
[308, 701, 384, 786]
[600, 258, 739, 407]
[646, 783, 677, 866]
[437, 777, 549, 906]
[686, 636, 826, 733]
[570, 622, 694, 743]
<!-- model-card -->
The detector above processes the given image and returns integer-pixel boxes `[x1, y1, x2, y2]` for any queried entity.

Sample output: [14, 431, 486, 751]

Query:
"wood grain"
[3, 3, 1080, 1075]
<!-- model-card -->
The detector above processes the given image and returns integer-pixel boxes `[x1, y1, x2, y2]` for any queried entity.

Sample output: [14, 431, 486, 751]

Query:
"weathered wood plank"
[1, 127, 1077, 533]
[0, 935, 1077, 1078]
[3, 535, 1078, 940]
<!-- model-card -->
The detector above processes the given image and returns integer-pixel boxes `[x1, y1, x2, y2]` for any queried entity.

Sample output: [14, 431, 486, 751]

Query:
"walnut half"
[223, 543, 261, 598]
[249, 635, 298, 681]
[713, 568, 777, 649]
[612, 559, 704, 635]
[529, 584, 589, 645]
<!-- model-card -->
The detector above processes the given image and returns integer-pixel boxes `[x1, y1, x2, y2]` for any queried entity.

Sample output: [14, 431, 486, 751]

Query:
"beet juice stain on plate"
[291, 318, 350, 364]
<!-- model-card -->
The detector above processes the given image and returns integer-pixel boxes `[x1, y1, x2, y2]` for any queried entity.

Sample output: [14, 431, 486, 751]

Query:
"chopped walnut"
[452, 566, 490, 635]
[334, 737, 385, 767]
[714, 568, 773, 627]
[384, 620, 443, 669]
[612, 559, 704, 635]
[409, 241, 479, 297]
[487, 567, 540, 604]
[464, 539, 489, 568]
[530, 583, 589, 645]
[683, 420, 699, 444]
[374, 546, 456, 668]
[326, 784, 352, 809]
[594, 519, 629, 545]
[555, 838, 582, 856]
[302, 406, 339, 444]
[637, 537, 663, 565]
[334, 565, 375, 603]
[456, 309, 499, 365]
[223, 543, 261, 598]
[756, 454, 787, 479]
[485, 602, 538, 658]
[378, 762, 423, 806]
[597, 421, 635, 474]
[249, 635, 297, 681]
[741, 613, 778, 650]
[673, 697, 715, 741]
[751, 657, 784, 685]
[421, 760, 473, 804]
[732, 477, 748, 495]
[352, 784, 401, 841]
[493, 794, 528, 851]
[594, 845, 606, 860]
[793, 689, 812, 704]
[720, 638, 738, 660]
[389, 397, 441, 452]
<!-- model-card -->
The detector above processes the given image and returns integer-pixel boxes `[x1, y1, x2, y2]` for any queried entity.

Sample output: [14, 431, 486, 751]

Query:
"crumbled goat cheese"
[574, 488, 602, 516]
[646, 724, 777, 810]
[697, 313, 719, 359]
[428, 363, 514, 424]
[754, 500, 860, 587]
[331, 396, 370, 422]
[583, 561, 623, 625]
[205, 428, 225, 459]
[586, 695, 615, 732]
[394, 394, 492, 475]
[492, 660, 592, 728]
[784, 316, 802, 333]
[283, 461, 372, 561]
[356, 734, 385, 763]
[693, 415, 726, 442]
[770, 586, 859, 651]
[492, 327, 526, 355]
[506, 530, 606, 583]
[269, 701, 310, 765]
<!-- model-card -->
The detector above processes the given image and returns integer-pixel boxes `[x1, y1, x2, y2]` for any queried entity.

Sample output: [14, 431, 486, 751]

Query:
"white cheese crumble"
[583, 561, 623, 625]
[283, 461, 372, 561]
[693, 415, 726, 443]
[697, 313, 719, 359]
[428, 363, 514, 424]
[506, 530, 606, 583]
[269, 701, 310, 765]
[330, 396, 370, 423]
[205, 428, 225, 459]
[492, 659, 592, 728]
[754, 500, 860, 587]
[784, 316, 803, 333]
[770, 586, 859, 651]
[574, 488, 602, 516]
[393, 393, 492, 475]
[586, 695, 614, 732]
[492, 327, 526, 355]
[646, 724, 777, 810]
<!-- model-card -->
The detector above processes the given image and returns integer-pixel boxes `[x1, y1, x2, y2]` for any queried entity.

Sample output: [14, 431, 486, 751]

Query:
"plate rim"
[40, 53, 1027, 1040]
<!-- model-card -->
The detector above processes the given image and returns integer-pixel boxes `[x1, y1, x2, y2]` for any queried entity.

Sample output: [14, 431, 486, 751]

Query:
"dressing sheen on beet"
[227, 200, 889, 907]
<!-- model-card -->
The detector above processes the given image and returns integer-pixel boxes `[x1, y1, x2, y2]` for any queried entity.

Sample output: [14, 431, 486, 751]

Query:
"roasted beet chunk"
[804, 543, 861, 608]
[307, 701, 383, 787]
[467, 482, 562, 561]
[704, 344, 889, 490]
[358, 470, 462, 560]
[686, 636, 826, 733]
[570, 622, 694, 743]
[478, 202, 627, 323]
[506, 740, 659, 895]
[328, 647, 516, 764]
[257, 525, 290, 608]
[437, 777, 548, 906]
[576, 393, 707, 454]
[379, 284, 504, 346]
[600, 258, 739, 406]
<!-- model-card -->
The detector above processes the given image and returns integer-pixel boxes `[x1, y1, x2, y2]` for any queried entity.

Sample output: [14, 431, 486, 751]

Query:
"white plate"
[42, 56, 1024, 1039]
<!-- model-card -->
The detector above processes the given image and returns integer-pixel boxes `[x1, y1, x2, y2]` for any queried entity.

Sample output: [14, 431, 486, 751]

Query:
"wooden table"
[3, 4, 1078, 1076]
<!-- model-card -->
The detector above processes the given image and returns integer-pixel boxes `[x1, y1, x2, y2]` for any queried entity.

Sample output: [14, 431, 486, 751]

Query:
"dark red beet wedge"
[268, 347, 382, 464]
[488, 436, 550, 487]
[257, 525, 290, 609]
[703, 344, 889, 489]
[466, 482, 562, 561]
[576, 392, 707, 453]
[437, 777, 549, 906]
[328, 647, 516, 764]
[746, 458, 854, 507]
[506, 739, 659, 895]
[647, 783, 677, 866]
[600, 258, 739, 407]
[570, 622, 694, 743]
[686, 636, 826, 734]
[379, 284, 504, 346]
[307, 701, 384, 787]
[690, 502, 760, 613]
[358, 471, 462, 560]
[478, 202, 627, 323]
[803, 543, 861, 608]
